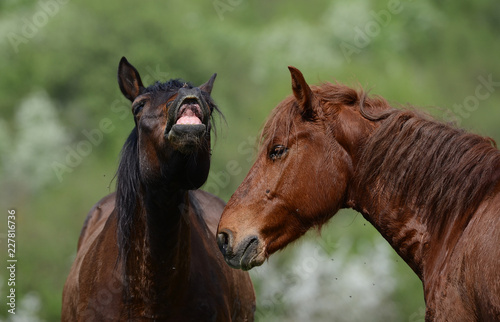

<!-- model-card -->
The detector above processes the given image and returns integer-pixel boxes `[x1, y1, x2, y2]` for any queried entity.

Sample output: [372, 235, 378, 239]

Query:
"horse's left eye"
[269, 145, 288, 161]
[132, 101, 146, 116]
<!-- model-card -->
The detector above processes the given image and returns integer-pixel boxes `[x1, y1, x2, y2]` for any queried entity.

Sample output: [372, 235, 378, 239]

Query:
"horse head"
[217, 67, 377, 270]
[118, 57, 218, 190]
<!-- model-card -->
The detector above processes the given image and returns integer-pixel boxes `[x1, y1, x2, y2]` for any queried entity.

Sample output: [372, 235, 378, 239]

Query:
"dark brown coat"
[62, 58, 255, 321]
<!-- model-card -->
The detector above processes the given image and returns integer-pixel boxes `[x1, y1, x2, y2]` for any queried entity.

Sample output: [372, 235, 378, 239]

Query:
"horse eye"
[132, 101, 146, 116]
[269, 145, 288, 161]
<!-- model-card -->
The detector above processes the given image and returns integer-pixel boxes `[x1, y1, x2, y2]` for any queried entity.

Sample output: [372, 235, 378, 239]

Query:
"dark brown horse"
[62, 57, 255, 321]
[217, 67, 500, 321]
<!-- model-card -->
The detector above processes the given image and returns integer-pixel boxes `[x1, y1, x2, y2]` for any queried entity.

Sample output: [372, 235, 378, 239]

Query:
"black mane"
[116, 128, 141, 265]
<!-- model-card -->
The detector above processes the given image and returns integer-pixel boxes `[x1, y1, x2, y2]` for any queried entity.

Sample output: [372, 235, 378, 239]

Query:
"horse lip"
[239, 237, 260, 270]
[224, 236, 262, 271]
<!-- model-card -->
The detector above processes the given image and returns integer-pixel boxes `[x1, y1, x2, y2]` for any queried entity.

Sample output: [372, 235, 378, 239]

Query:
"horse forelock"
[144, 79, 191, 95]
[355, 108, 500, 236]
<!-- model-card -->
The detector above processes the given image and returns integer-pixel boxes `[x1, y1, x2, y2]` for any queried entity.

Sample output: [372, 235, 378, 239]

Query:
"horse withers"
[62, 57, 255, 321]
[217, 67, 500, 321]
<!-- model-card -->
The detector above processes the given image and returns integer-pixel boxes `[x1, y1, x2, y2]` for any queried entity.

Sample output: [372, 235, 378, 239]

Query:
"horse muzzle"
[165, 87, 210, 153]
[217, 229, 265, 271]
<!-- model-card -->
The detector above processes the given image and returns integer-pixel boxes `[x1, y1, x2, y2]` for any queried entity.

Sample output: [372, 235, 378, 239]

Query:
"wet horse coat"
[217, 67, 500, 321]
[62, 57, 255, 321]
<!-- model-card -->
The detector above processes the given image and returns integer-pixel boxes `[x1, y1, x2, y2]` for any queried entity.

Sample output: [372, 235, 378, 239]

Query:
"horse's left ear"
[199, 73, 217, 95]
[288, 66, 317, 120]
[118, 57, 144, 102]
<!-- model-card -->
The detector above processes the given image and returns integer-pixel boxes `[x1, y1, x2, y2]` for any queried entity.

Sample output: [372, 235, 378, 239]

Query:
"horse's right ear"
[288, 66, 317, 120]
[199, 73, 217, 95]
[118, 57, 144, 102]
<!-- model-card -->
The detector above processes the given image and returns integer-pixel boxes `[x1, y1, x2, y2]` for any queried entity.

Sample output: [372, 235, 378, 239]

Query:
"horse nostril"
[217, 230, 233, 256]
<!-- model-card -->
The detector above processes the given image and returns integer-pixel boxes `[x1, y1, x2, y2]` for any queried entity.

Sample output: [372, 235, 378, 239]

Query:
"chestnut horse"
[217, 67, 500, 321]
[62, 57, 255, 321]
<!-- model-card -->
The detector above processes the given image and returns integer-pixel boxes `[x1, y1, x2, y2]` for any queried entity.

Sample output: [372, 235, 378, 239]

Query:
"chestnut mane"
[356, 106, 500, 236]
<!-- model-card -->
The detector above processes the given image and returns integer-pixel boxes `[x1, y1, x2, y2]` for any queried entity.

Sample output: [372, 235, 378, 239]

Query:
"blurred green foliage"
[0, 0, 499, 321]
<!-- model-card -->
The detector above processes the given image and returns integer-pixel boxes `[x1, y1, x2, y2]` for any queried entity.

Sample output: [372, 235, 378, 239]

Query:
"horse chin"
[167, 124, 208, 154]
[240, 251, 266, 271]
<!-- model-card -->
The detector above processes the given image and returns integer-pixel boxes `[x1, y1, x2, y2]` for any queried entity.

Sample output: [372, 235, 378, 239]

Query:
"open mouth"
[165, 92, 209, 153]
[175, 98, 203, 125]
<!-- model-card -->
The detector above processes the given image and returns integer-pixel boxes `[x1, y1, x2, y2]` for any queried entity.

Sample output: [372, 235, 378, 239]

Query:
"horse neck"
[346, 192, 430, 279]
[341, 116, 432, 278]
[125, 186, 192, 312]
[344, 121, 497, 280]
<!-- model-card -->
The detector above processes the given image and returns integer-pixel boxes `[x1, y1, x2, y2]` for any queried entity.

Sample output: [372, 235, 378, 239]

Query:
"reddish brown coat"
[217, 67, 500, 321]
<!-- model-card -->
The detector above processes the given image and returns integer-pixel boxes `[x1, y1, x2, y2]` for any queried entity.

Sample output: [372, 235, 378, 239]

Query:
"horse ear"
[118, 57, 144, 102]
[288, 66, 316, 119]
[199, 73, 217, 95]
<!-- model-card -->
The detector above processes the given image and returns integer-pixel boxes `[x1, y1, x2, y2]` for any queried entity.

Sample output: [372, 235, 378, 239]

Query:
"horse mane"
[116, 127, 141, 265]
[356, 102, 500, 236]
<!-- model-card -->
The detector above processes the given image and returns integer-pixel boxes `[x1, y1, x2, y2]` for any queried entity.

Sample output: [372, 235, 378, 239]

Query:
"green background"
[1, 0, 499, 321]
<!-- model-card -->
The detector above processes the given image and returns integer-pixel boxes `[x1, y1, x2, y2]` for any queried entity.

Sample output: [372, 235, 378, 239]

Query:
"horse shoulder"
[461, 189, 500, 318]
[62, 194, 121, 321]
[74, 209, 123, 320]
[189, 189, 226, 236]
[426, 188, 500, 321]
